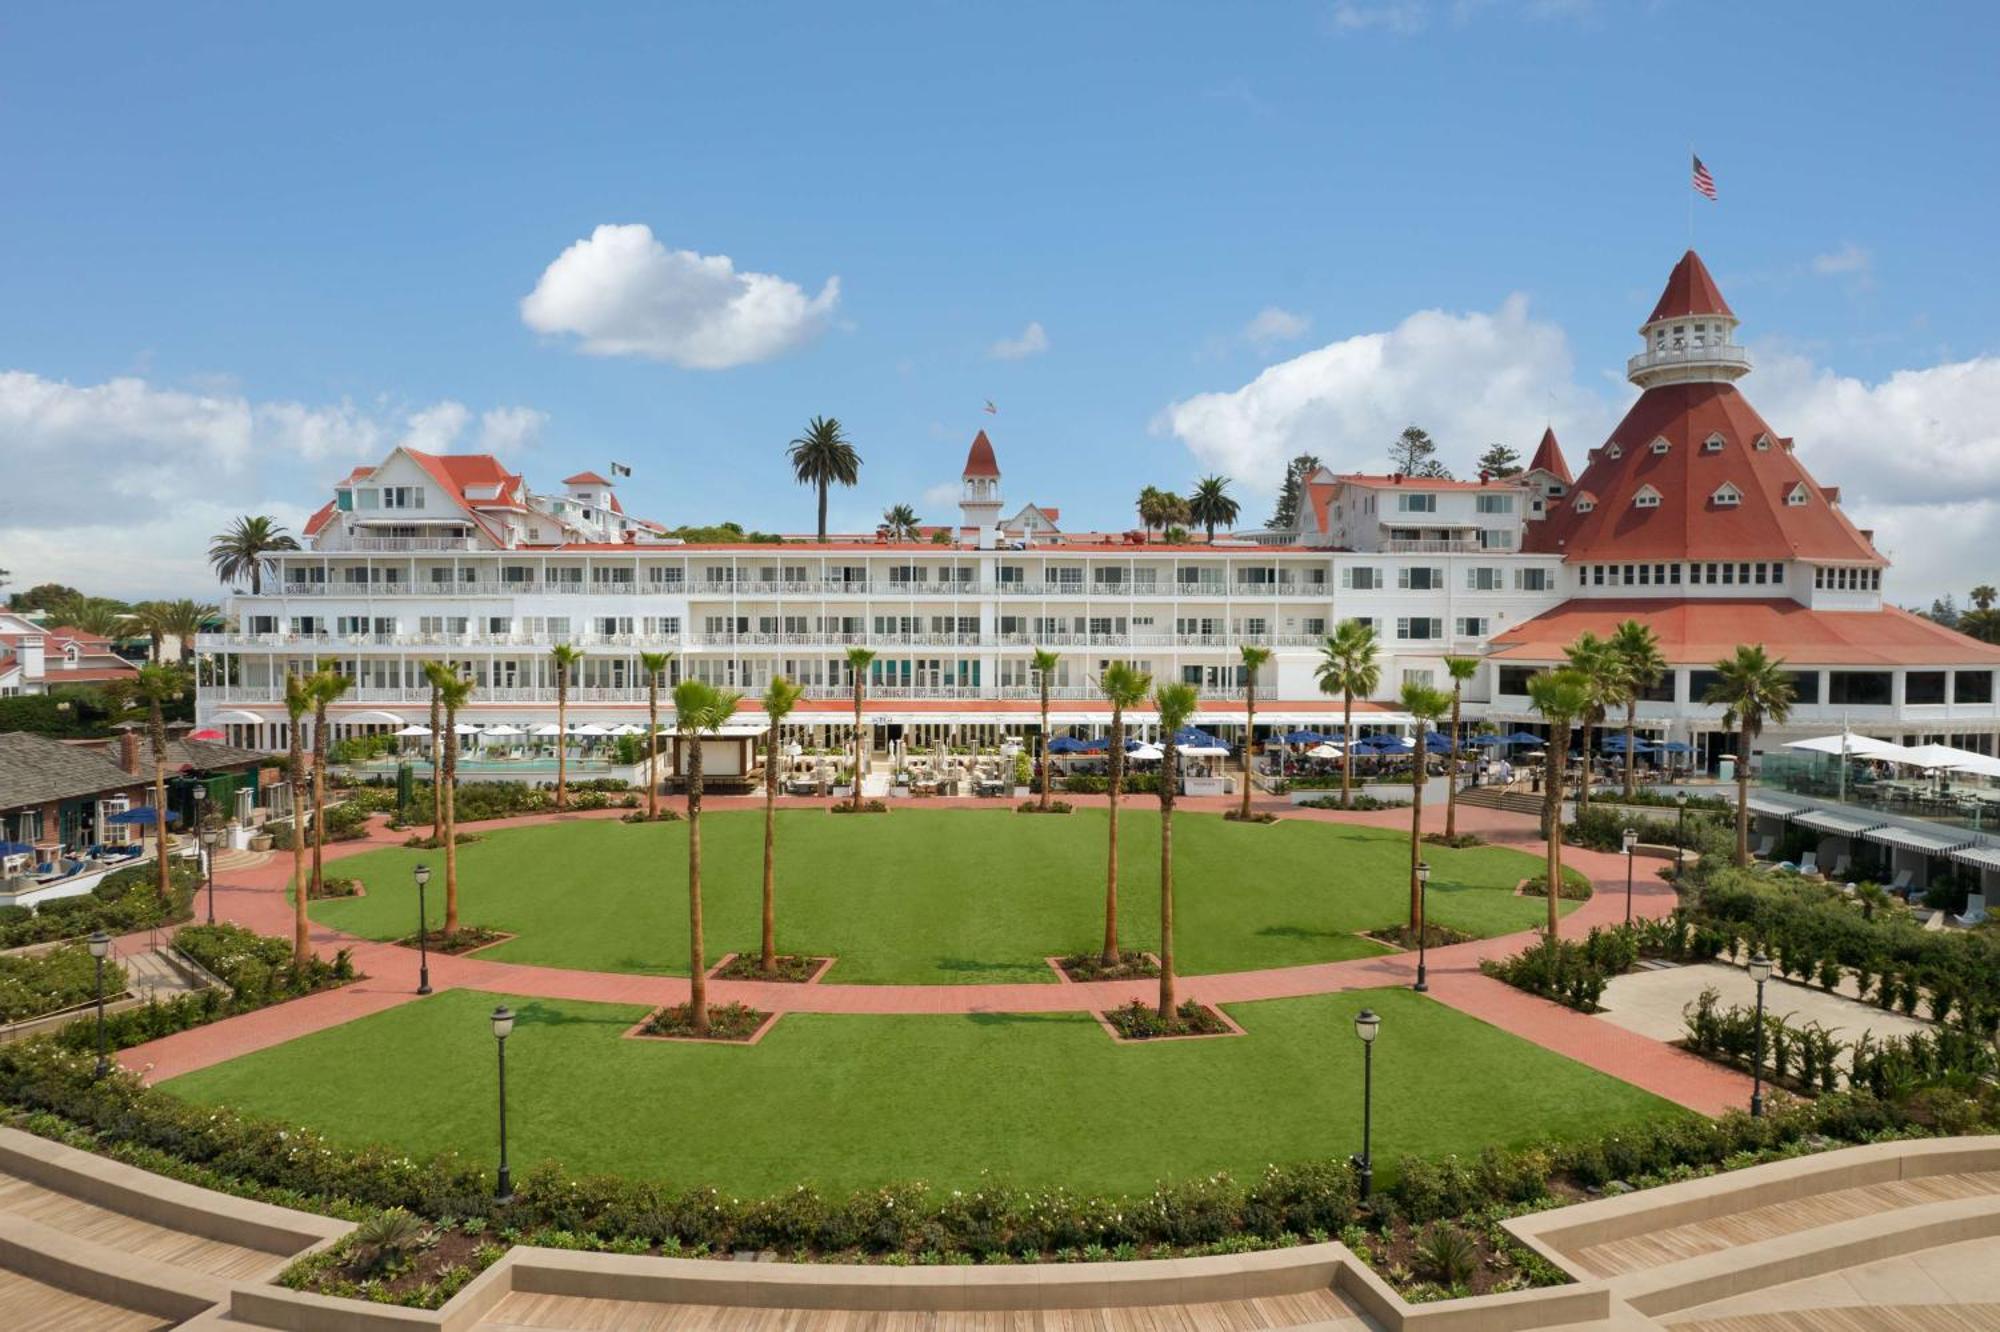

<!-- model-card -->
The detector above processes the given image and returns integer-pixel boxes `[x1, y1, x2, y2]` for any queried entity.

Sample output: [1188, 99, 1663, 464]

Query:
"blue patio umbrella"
[1047, 737, 1088, 754]
[1422, 731, 1456, 753]
[0, 841, 33, 857]
[1365, 735, 1414, 754]
[1172, 727, 1223, 748]
[1601, 734, 1653, 752]
[1499, 731, 1545, 745]
[1080, 738, 1109, 753]
[1464, 734, 1508, 748]
[1654, 741, 1694, 753]
[107, 806, 178, 826]
[1283, 730, 1330, 744]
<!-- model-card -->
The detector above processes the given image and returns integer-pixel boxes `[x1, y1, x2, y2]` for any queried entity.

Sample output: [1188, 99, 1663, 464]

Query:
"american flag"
[1691, 154, 1717, 201]
[983, 399, 998, 415]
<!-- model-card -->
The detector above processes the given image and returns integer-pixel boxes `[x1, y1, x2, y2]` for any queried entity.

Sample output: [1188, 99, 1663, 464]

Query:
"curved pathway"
[117, 794, 1752, 1113]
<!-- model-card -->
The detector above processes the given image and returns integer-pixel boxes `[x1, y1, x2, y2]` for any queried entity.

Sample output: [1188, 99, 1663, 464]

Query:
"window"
[1828, 671, 1893, 706]
[1401, 668, 1435, 687]
[1786, 671, 1821, 705]
[1397, 617, 1443, 641]
[1515, 568, 1552, 592]
[1397, 493, 1437, 513]
[1786, 483, 1810, 507]
[1650, 437, 1671, 455]
[996, 565, 1024, 585]
[381, 486, 425, 509]
[1906, 671, 1948, 705]
[1399, 566, 1444, 591]
[1302, 617, 1326, 636]
[1604, 442, 1623, 460]
[647, 566, 684, 586]
[1634, 485, 1662, 509]
[1712, 484, 1742, 507]
[1573, 492, 1597, 513]
[1703, 433, 1726, 453]
[1479, 529, 1516, 550]
[1754, 433, 1773, 452]
[1955, 670, 1995, 704]
[1497, 665, 1536, 695]
[1456, 617, 1488, 638]
[1342, 566, 1382, 590]
[1475, 494, 1515, 514]
[1467, 567, 1503, 591]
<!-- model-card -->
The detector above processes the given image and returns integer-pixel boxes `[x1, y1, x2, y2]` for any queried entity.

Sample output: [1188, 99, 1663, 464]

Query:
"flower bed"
[1363, 922, 1476, 951]
[0, 862, 198, 951]
[1296, 794, 1409, 811]
[1518, 866, 1593, 900]
[399, 831, 483, 850]
[397, 926, 511, 956]
[619, 809, 682, 824]
[1223, 809, 1278, 824]
[712, 953, 826, 983]
[0, 944, 128, 1024]
[1100, 999, 1233, 1040]
[635, 1001, 772, 1042]
[1479, 928, 1638, 1013]
[1422, 832, 1485, 849]
[1052, 950, 1159, 982]
[319, 876, 364, 898]
[1015, 800, 1074, 815]
[829, 799, 890, 814]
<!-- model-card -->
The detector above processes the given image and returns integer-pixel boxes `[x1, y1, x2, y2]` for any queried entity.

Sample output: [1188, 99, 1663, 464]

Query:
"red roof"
[303, 500, 336, 537]
[962, 431, 1000, 478]
[1528, 427, 1572, 485]
[563, 471, 612, 486]
[1489, 599, 2000, 668]
[1647, 250, 1734, 323]
[1522, 382, 1881, 565]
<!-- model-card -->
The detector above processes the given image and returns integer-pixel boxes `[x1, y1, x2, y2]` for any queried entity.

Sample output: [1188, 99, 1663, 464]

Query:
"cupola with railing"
[1627, 249, 1751, 389]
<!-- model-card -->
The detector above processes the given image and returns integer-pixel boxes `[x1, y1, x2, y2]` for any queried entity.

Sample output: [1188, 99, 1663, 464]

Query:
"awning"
[1864, 824, 1971, 855]
[1793, 809, 1882, 837]
[1950, 845, 2000, 872]
[341, 710, 408, 726]
[1744, 795, 1797, 817]
[207, 710, 267, 725]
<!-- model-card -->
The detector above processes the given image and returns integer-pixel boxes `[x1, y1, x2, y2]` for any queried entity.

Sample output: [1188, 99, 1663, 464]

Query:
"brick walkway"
[117, 794, 1753, 1113]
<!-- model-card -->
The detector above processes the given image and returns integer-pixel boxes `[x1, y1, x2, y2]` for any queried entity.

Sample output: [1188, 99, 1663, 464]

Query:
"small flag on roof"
[1691, 154, 1717, 201]
[610, 461, 633, 478]
[983, 400, 997, 415]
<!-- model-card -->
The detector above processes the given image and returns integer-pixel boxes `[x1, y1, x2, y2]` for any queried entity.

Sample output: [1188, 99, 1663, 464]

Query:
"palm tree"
[1563, 632, 1622, 816]
[1238, 644, 1272, 818]
[1441, 656, 1480, 840]
[844, 646, 875, 810]
[549, 644, 582, 809]
[758, 675, 806, 975]
[1704, 645, 1797, 867]
[107, 662, 189, 904]
[1315, 619, 1381, 808]
[208, 516, 299, 595]
[1526, 667, 1591, 939]
[306, 663, 352, 898]
[129, 601, 173, 664]
[881, 504, 921, 541]
[639, 652, 672, 820]
[432, 669, 474, 937]
[673, 679, 742, 1036]
[1400, 682, 1452, 932]
[1031, 647, 1060, 811]
[1188, 475, 1240, 543]
[153, 600, 217, 662]
[1135, 485, 1166, 539]
[283, 672, 313, 966]
[789, 416, 862, 542]
[1098, 661, 1152, 965]
[1152, 681, 1200, 1019]
[1973, 585, 1998, 613]
[1610, 620, 1667, 799]
[423, 660, 445, 835]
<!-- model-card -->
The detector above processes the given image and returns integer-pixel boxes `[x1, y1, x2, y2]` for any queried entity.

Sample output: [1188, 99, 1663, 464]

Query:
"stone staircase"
[1457, 784, 1549, 817]
[123, 947, 207, 1003]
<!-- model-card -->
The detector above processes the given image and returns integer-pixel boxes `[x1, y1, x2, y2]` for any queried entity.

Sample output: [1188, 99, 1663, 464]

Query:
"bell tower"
[1627, 250, 1752, 390]
[958, 430, 1003, 548]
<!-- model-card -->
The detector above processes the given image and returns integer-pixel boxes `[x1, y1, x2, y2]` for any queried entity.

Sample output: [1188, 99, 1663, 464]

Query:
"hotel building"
[195, 251, 2000, 768]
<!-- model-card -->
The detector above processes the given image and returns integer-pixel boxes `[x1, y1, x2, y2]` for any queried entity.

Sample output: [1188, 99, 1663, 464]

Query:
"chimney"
[119, 730, 141, 775]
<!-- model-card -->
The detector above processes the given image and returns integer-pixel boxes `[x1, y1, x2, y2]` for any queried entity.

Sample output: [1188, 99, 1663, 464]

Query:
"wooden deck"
[1569, 1171, 2000, 1278]
[1671, 1306, 2000, 1332]
[0, 1264, 174, 1331]
[0, 1164, 289, 1281]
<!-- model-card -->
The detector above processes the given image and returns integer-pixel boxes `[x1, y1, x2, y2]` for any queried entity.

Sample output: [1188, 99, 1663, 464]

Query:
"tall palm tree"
[1188, 475, 1240, 543]
[1400, 682, 1452, 932]
[283, 672, 313, 966]
[1152, 681, 1200, 1018]
[639, 652, 672, 820]
[151, 600, 218, 662]
[1135, 486, 1166, 540]
[423, 660, 445, 835]
[1610, 620, 1667, 799]
[673, 679, 742, 1036]
[129, 601, 173, 664]
[549, 644, 582, 809]
[881, 504, 921, 541]
[307, 663, 351, 898]
[789, 416, 862, 542]
[1972, 585, 1998, 613]
[1704, 645, 1797, 867]
[208, 515, 299, 595]
[1098, 661, 1152, 965]
[1563, 632, 1622, 816]
[1315, 619, 1381, 808]
[107, 662, 189, 904]
[1238, 644, 1272, 818]
[758, 675, 806, 975]
[432, 669, 474, 937]
[1031, 647, 1060, 811]
[844, 646, 875, 810]
[1441, 655, 1480, 839]
[1527, 667, 1591, 939]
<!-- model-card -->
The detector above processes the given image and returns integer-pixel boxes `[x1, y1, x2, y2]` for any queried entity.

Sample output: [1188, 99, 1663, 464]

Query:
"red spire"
[1528, 427, 1572, 485]
[1647, 249, 1734, 323]
[962, 429, 1000, 478]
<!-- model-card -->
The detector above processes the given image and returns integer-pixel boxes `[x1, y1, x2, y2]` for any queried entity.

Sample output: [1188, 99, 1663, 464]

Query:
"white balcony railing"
[1626, 343, 1752, 379]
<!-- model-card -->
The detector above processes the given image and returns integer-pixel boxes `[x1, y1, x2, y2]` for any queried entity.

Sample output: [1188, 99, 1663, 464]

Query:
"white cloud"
[987, 321, 1049, 361]
[1811, 243, 1872, 276]
[1243, 306, 1312, 346]
[1331, 0, 1429, 33]
[921, 481, 961, 511]
[476, 406, 548, 456]
[402, 401, 472, 453]
[520, 223, 839, 370]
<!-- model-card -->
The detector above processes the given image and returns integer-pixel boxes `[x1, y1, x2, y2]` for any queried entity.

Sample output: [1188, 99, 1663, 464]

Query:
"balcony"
[1384, 539, 1486, 554]
[1626, 342, 1752, 383]
[319, 535, 483, 553]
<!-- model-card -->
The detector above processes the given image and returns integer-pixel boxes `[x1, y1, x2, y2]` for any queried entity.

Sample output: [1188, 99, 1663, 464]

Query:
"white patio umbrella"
[530, 723, 563, 736]
[1179, 744, 1231, 757]
[1783, 732, 1905, 759]
[1127, 742, 1165, 761]
[574, 723, 613, 737]
[395, 725, 431, 737]
[1895, 743, 1986, 770]
[483, 724, 524, 736]
[611, 723, 645, 736]
[1306, 742, 1344, 760]
[451, 722, 482, 735]
[1948, 754, 2000, 780]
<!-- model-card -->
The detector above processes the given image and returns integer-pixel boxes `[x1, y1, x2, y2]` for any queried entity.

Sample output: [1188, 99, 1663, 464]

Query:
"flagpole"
[1688, 144, 1695, 249]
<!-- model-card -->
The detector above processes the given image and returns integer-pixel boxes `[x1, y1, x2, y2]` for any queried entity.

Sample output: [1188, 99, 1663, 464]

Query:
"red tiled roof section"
[962, 430, 1000, 478]
[1305, 480, 1338, 535]
[1521, 383, 1881, 564]
[563, 471, 611, 486]
[303, 500, 336, 537]
[1489, 598, 2000, 667]
[1647, 249, 1734, 323]
[1528, 427, 1572, 485]
[402, 450, 520, 545]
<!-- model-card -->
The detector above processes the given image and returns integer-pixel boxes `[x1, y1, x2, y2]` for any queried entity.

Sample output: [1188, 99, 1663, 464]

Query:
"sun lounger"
[1797, 851, 1820, 877]
[1956, 892, 1989, 927]
[1752, 835, 1776, 860]
[1829, 854, 1851, 880]
[1887, 869, 1914, 897]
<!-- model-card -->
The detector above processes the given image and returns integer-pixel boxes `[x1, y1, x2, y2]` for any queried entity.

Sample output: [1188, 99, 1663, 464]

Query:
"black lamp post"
[201, 825, 221, 925]
[1747, 951, 1772, 1118]
[1675, 791, 1688, 879]
[491, 1004, 515, 1203]
[1622, 827, 1638, 926]
[1412, 861, 1432, 992]
[1352, 1007, 1380, 1201]
[88, 930, 112, 1077]
[413, 864, 433, 996]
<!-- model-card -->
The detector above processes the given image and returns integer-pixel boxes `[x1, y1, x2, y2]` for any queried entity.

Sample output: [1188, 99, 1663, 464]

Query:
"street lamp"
[1351, 1008, 1380, 1202]
[1675, 792, 1689, 880]
[88, 930, 112, 1077]
[1747, 952, 1773, 1118]
[200, 825, 222, 925]
[491, 1004, 515, 1203]
[1412, 862, 1432, 993]
[413, 864, 433, 996]
[1622, 828, 1638, 926]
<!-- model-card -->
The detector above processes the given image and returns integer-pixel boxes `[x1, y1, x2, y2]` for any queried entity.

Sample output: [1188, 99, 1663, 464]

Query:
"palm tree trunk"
[1445, 688, 1462, 840]
[443, 703, 459, 937]
[310, 704, 327, 898]
[817, 480, 829, 544]
[1240, 680, 1256, 819]
[1623, 702, 1639, 799]
[429, 684, 442, 836]
[1157, 741, 1177, 1019]
[555, 678, 568, 810]
[289, 728, 309, 965]
[1735, 716, 1752, 867]
[851, 683, 865, 811]
[1409, 721, 1426, 931]
[1576, 718, 1593, 815]
[761, 728, 778, 973]
[646, 680, 660, 821]
[153, 757, 171, 904]
[1342, 689, 1355, 809]
[1102, 705, 1122, 965]
[1039, 684, 1051, 811]
[1547, 720, 1568, 939]
[687, 742, 709, 1035]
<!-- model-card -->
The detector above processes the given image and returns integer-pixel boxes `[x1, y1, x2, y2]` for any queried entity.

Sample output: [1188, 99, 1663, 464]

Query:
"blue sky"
[4, 1, 1997, 601]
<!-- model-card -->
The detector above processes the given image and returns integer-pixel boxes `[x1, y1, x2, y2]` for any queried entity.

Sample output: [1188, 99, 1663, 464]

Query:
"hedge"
[0, 944, 129, 1024]
[0, 862, 198, 951]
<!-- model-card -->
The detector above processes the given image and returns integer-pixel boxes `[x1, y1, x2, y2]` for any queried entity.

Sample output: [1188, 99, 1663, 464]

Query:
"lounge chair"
[1956, 892, 1990, 928]
[1752, 834, 1776, 861]
[1829, 854, 1851, 880]
[1797, 851, 1820, 878]
[1887, 868, 1914, 897]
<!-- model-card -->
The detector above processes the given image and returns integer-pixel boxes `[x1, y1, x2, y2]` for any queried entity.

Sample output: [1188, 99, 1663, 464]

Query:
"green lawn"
[311, 809, 1573, 984]
[163, 987, 1675, 1195]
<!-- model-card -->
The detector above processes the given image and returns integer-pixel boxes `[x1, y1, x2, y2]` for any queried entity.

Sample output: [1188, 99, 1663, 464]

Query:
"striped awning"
[1949, 845, 2000, 872]
[1744, 794, 1797, 818]
[1864, 824, 1972, 855]
[1794, 809, 1884, 837]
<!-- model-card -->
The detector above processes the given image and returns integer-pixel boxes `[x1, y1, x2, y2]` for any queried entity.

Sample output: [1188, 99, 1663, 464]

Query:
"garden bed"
[318, 877, 364, 899]
[1518, 867, 1594, 900]
[399, 832, 484, 850]
[1223, 809, 1278, 824]
[1050, 950, 1160, 983]
[619, 809, 683, 824]
[1363, 922, 1476, 951]
[396, 926, 513, 956]
[629, 1000, 777, 1044]
[829, 800, 890, 814]
[1097, 999, 1240, 1042]
[710, 952, 833, 984]
[1016, 800, 1075, 815]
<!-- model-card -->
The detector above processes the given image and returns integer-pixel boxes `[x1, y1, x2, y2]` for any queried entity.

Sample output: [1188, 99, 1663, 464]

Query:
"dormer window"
[1703, 433, 1726, 453]
[1650, 437, 1671, 455]
[1712, 483, 1742, 507]
[1754, 433, 1773, 452]
[1604, 442, 1623, 460]
[1633, 485, 1663, 509]
[1573, 492, 1597, 514]
[1547, 483, 1566, 497]
[1785, 483, 1810, 507]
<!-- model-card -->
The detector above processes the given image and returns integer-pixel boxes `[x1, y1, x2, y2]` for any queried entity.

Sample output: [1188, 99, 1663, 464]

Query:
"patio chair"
[1955, 892, 1989, 928]
[1797, 851, 1820, 878]
[1752, 834, 1776, 861]
[1887, 868, 1914, 897]
[1829, 854, 1851, 880]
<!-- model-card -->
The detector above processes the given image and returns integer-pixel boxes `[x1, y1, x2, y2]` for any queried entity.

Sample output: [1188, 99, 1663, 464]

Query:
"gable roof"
[1527, 427, 1573, 484]
[962, 431, 1000, 479]
[563, 471, 611, 486]
[0, 732, 142, 811]
[1647, 249, 1735, 323]
[1488, 599, 2000, 668]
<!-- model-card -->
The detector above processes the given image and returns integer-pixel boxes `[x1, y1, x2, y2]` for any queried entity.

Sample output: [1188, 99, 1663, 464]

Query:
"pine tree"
[1477, 443, 1523, 477]
[1390, 426, 1451, 478]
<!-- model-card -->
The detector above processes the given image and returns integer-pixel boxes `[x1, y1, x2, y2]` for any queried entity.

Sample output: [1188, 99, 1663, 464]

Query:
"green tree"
[208, 516, 299, 595]
[1526, 667, 1591, 938]
[1238, 644, 1271, 819]
[758, 675, 806, 974]
[1610, 620, 1668, 798]
[844, 646, 876, 811]
[1476, 443, 1523, 477]
[1097, 661, 1152, 965]
[1031, 647, 1061, 811]
[422, 660, 445, 835]
[788, 416, 862, 542]
[672, 679, 743, 1036]
[1400, 681, 1453, 931]
[106, 662, 189, 904]
[128, 601, 174, 664]
[549, 644, 582, 809]
[282, 673, 314, 966]
[880, 504, 921, 541]
[1441, 655, 1480, 839]
[305, 663, 352, 898]
[1152, 681, 1200, 1019]
[1188, 475, 1240, 543]
[1315, 619, 1382, 808]
[1704, 645, 1797, 867]
[1562, 631, 1622, 816]
[1268, 453, 1322, 529]
[1390, 425, 1451, 478]
[638, 652, 672, 821]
